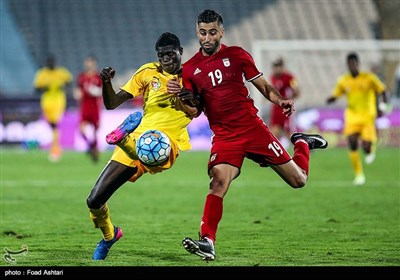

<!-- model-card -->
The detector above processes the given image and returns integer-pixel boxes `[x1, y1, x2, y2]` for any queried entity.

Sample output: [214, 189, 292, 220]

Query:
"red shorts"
[81, 111, 100, 129]
[269, 108, 294, 133]
[208, 123, 292, 172]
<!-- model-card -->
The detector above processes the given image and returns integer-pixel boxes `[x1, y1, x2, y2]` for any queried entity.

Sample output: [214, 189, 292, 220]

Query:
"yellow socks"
[89, 204, 114, 241]
[349, 150, 363, 176]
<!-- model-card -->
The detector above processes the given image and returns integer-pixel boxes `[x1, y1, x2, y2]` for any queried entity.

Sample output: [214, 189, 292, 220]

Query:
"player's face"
[347, 58, 359, 75]
[196, 21, 224, 56]
[85, 57, 97, 72]
[272, 64, 283, 75]
[157, 45, 182, 74]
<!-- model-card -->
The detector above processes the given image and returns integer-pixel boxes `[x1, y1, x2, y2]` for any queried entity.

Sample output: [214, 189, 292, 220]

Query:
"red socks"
[292, 140, 310, 175]
[200, 194, 223, 243]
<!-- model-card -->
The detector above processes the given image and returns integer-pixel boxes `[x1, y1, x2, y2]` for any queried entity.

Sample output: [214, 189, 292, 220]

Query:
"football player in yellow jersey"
[33, 55, 73, 162]
[86, 32, 201, 260]
[327, 52, 389, 185]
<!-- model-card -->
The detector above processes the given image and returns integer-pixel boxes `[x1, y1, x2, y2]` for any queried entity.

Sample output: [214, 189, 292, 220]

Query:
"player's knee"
[288, 174, 307, 189]
[86, 195, 100, 209]
[209, 177, 228, 196]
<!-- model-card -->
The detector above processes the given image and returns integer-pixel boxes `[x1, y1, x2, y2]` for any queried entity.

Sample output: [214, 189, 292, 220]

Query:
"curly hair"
[197, 9, 223, 25]
[155, 32, 181, 50]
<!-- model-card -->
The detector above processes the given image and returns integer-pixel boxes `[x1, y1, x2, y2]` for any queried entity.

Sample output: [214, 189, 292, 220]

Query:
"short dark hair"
[347, 52, 359, 62]
[197, 9, 223, 25]
[272, 57, 284, 67]
[155, 32, 181, 50]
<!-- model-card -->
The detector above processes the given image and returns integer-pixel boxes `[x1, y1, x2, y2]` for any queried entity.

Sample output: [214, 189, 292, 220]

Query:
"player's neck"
[201, 44, 222, 57]
[351, 71, 359, 77]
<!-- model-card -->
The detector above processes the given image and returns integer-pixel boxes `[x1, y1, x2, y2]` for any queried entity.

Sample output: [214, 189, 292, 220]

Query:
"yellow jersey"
[332, 71, 386, 123]
[121, 62, 192, 151]
[33, 66, 73, 97]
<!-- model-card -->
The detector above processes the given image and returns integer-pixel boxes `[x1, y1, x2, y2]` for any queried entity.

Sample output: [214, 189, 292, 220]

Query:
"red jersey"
[269, 71, 297, 130]
[76, 72, 103, 127]
[270, 72, 297, 116]
[182, 44, 263, 139]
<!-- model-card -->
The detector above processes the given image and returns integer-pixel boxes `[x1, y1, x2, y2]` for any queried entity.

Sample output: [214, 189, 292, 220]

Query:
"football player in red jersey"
[74, 55, 103, 162]
[167, 9, 328, 261]
[269, 57, 300, 148]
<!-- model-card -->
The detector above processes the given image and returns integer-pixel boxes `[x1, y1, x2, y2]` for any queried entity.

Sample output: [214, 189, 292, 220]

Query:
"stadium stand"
[2, 0, 399, 148]
[3, 0, 385, 99]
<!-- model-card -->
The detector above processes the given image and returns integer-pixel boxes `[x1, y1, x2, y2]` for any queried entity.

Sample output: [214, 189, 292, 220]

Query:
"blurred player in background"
[74, 55, 103, 163]
[33, 54, 73, 162]
[167, 9, 328, 261]
[326, 52, 389, 185]
[86, 32, 201, 261]
[269, 57, 300, 149]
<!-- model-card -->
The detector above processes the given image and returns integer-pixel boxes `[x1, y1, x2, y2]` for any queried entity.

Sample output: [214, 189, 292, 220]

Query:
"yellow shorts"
[110, 131, 179, 183]
[343, 118, 377, 142]
[41, 93, 66, 124]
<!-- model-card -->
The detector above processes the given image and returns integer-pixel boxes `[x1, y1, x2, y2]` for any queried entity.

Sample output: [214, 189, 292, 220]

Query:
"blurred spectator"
[268, 57, 300, 148]
[33, 54, 73, 162]
[74, 55, 103, 162]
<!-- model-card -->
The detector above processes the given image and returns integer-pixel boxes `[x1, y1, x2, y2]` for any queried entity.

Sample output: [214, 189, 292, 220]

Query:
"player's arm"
[377, 90, 391, 117]
[327, 78, 344, 104]
[252, 75, 295, 117]
[167, 78, 202, 118]
[73, 87, 82, 101]
[99, 67, 132, 110]
[33, 72, 49, 94]
[290, 78, 300, 99]
[177, 88, 202, 118]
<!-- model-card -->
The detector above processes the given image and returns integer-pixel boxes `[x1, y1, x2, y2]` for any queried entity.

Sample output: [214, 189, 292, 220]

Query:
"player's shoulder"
[135, 62, 161, 76]
[219, 45, 247, 55]
[337, 72, 351, 82]
[184, 51, 202, 65]
[226, 45, 246, 51]
[224, 45, 254, 60]
[58, 66, 72, 74]
[137, 62, 160, 71]
[283, 71, 295, 79]
[360, 71, 378, 79]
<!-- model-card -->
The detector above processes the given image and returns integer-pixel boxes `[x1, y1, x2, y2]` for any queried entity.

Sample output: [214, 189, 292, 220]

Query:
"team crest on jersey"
[151, 78, 161, 91]
[210, 153, 217, 162]
[222, 58, 230, 67]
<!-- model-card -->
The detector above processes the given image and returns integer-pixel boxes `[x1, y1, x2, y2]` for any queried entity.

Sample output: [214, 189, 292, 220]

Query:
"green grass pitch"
[1, 146, 399, 268]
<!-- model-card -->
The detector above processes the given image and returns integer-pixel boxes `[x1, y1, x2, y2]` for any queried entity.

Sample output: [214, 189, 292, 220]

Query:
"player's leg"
[48, 121, 62, 162]
[183, 164, 237, 261]
[79, 121, 95, 160]
[42, 96, 64, 162]
[89, 120, 100, 162]
[361, 121, 378, 165]
[106, 112, 142, 144]
[182, 144, 242, 261]
[271, 132, 328, 188]
[347, 134, 365, 185]
[106, 112, 143, 159]
[86, 160, 137, 260]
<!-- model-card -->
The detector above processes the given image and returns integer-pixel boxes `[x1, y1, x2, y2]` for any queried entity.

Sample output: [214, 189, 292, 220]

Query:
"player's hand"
[326, 96, 336, 104]
[377, 102, 392, 117]
[177, 88, 195, 100]
[99, 67, 116, 83]
[178, 88, 201, 106]
[167, 78, 182, 94]
[280, 99, 295, 117]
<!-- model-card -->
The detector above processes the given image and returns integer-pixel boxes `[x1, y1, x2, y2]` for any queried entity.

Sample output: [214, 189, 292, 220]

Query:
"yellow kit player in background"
[327, 52, 389, 185]
[33, 55, 73, 162]
[86, 32, 201, 260]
